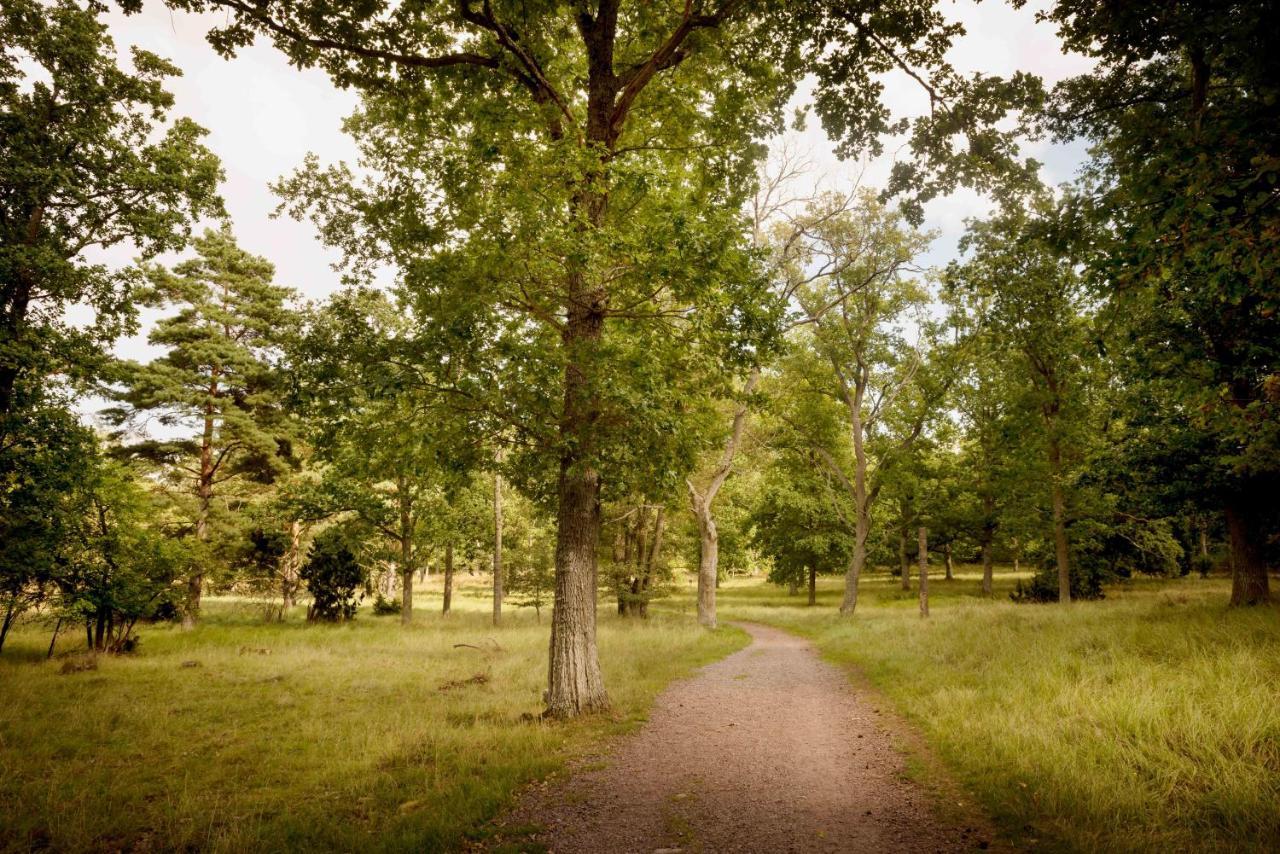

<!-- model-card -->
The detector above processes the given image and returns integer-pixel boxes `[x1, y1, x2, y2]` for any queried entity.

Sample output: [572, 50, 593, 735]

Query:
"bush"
[371, 594, 401, 616]
[301, 529, 365, 622]
[1011, 564, 1105, 603]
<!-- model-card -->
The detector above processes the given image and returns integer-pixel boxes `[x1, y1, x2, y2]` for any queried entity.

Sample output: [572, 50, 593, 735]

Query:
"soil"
[494, 622, 993, 853]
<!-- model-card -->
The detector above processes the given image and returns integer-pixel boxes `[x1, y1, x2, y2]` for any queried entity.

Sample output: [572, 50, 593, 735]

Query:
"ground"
[2, 569, 1278, 852]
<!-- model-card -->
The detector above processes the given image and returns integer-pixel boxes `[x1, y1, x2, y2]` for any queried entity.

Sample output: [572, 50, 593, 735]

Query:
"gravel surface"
[497, 622, 985, 853]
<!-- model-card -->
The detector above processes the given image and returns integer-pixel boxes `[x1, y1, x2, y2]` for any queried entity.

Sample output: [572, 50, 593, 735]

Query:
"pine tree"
[109, 227, 296, 626]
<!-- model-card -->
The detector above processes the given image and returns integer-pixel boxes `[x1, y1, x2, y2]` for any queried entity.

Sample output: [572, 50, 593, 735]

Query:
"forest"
[1, 1, 1277, 852]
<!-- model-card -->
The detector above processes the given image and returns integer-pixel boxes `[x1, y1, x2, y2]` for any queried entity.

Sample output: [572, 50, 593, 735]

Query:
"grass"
[0, 579, 747, 853]
[5, 567, 1278, 853]
[710, 568, 1280, 853]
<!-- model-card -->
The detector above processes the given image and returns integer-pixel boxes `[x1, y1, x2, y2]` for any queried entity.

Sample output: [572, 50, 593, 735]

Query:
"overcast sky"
[89, 0, 1094, 374]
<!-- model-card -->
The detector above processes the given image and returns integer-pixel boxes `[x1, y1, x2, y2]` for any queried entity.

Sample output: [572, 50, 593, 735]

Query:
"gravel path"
[498, 622, 986, 853]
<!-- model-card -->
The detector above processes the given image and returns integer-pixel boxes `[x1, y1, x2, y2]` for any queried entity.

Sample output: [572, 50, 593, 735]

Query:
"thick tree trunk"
[918, 526, 929, 618]
[1048, 434, 1071, 604]
[1225, 496, 1270, 606]
[443, 542, 454, 615]
[839, 379, 871, 615]
[808, 565, 817, 606]
[546, 268, 609, 716]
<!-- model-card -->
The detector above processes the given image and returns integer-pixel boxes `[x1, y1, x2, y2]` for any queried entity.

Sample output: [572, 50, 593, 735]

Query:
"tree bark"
[443, 541, 454, 615]
[689, 368, 758, 629]
[918, 526, 929, 618]
[1225, 495, 1270, 606]
[981, 494, 996, 595]
[546, 256, 609, 716]
[807, 566, 817, 606]
[1048, 433, 1071, 604]
[184, 396, 217, 630]
[281, 520, 301, 611]
[943, 543, 953, 580]
[493, 470, 504, 626]
[839, 376, 871, 615]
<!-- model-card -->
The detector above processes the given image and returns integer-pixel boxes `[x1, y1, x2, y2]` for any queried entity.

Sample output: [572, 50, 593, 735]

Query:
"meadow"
[0, 581, 745, 853]
[2, 569, 1278, 852]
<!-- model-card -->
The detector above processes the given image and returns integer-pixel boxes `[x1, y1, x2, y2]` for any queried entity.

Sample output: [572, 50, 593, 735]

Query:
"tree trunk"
[981, 494, 996, 595]
[918, 526, 929, 618]
[808, 565, 817, 606]
[943, 543, 953, 580]
[184, 404, 216, 630]
[399, 481, 414, 625]
[281, 520, 301, 611]
[546, 263, 609, 716]
[899, 524, 911, 591]
[1225, 495, 1270, 606]
[1048, 434, 1071, 604]
[443, 541, 454, 615]
[0, 599, 16, 654]
[839, 378, 870, 615]
[46, 616, 62, 659]
[694, 500, 718, 627]
[690, 368, 758, 629]
[493, 470, 504, 626]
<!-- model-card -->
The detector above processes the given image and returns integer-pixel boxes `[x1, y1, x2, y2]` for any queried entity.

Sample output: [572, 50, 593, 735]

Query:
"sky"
[85, 0, 1095, 382]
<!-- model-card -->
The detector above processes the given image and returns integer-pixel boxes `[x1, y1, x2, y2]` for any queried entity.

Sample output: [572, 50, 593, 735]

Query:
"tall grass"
[0, 580, 746, 852]
[714, 570, 1280, 852]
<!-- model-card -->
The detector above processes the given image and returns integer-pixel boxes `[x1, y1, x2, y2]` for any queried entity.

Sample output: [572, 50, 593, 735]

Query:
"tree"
[109, 227, 296, 626]
[291, 287, 481, 624]
[773, 191, 941, 614]
[1037, 0, 1280, 604]
[158, 0, 1048, 717]
[301, 527, 366, 622]
[947, 201, 1095, 603]
[0, 0, 221, 428]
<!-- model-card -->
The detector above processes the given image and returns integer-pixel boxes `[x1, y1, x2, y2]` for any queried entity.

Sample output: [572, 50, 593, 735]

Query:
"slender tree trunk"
[399, 481, 414, 625]
[0, 599, 16, 654]
[840, 381, 870, 615]
[690, 368, 758, 629]
[943, 543, 953, 580]
[899, 524, 911, 591]
[918, 526, 929, 618]
[1199, 524, 1210, 560]
[808, 566, 817, 606]
[637, 506, 664, 619]
[693, 499, 719, 627]
[1048, 433, 1071, 603]
[184, 403, 216, 630]
[443, 542, 454, 615]
[981, 494, 996, 595]
[1225, 495, 1270, 606]
[46, 616, 62, 659]
[493, 470, 503, 626]
[281, 520, 301, 611]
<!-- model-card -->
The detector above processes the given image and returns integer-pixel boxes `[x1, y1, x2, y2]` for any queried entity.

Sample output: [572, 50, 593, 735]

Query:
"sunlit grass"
[709, 569, 1280, 852]
[0, 578, 746, 852]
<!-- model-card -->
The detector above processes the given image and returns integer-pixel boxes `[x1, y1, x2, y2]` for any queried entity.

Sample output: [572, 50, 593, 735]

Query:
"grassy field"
[0, 580, 746, 853]
[710, 568, 1280, 853]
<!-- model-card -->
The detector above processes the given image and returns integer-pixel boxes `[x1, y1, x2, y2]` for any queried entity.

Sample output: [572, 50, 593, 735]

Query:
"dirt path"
[496, 622, 988, 853]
